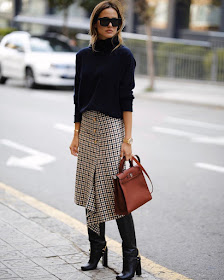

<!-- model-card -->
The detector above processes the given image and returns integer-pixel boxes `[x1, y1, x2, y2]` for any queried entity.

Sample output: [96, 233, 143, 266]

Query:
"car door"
[8, 37, 26, 79]
[1, 37, 15, 77]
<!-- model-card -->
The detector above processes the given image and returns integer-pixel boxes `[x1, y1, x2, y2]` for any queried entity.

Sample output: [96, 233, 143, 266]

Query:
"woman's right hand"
[70, 135, 79, 156]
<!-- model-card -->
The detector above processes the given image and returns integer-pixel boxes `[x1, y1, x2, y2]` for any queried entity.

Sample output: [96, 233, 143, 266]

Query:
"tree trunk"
[145, 19, 155, 91]
[62, 7, 69, 37]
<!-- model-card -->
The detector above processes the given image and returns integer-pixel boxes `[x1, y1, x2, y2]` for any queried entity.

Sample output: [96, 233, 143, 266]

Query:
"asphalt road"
[0, 81, 224, 280]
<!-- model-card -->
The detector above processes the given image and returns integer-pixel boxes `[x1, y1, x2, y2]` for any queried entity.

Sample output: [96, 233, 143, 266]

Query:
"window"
[4, 37, 25, 51]
[190, 0, 222, 31]
[30, 37, 73, 52]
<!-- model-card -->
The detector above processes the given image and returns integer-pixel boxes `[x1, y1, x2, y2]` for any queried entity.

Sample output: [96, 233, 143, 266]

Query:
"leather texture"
[113, 155, 153, 215]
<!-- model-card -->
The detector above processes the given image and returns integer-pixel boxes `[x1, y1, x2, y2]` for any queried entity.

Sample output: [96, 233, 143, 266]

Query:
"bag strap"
[132, 155, 154, 193]
[118, 155, 154, 193]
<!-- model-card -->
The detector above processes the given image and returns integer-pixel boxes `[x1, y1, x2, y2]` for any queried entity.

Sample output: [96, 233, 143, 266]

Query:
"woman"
[70, 1, 141, 279]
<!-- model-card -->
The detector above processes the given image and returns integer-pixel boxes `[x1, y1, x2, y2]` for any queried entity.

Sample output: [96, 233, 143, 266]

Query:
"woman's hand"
[120, 143, 132, 161]
[70, 135, 79, 156]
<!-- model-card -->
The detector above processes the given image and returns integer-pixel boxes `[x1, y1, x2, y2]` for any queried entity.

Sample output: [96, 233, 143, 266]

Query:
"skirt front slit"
[74, 110, 125, 235]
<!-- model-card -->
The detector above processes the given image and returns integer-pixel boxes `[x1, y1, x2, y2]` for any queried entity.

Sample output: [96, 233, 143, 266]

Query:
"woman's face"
[95, 7, 119, 40]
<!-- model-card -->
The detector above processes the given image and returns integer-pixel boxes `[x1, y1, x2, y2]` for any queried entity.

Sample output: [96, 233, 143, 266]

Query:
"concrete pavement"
[135, 75, 224, 109]
[0, 182, 194, 280]
[0, 182, 163, 280]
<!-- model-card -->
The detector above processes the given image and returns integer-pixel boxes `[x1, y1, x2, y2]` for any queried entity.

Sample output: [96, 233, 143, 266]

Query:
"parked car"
[0, 31, 76, 88]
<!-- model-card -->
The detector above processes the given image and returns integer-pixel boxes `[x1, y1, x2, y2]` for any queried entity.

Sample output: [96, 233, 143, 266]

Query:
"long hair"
[89, 1, 125, 52]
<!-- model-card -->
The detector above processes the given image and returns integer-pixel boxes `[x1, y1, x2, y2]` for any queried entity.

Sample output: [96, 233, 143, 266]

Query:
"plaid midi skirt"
[74, 110, 125, 235]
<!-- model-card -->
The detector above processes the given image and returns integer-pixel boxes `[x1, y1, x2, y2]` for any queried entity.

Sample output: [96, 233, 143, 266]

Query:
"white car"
[0, 31, 76, 88]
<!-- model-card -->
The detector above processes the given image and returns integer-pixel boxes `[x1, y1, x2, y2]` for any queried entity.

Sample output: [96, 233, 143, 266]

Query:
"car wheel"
[25, 68, 37, 89]
[0, 65, 8, 84]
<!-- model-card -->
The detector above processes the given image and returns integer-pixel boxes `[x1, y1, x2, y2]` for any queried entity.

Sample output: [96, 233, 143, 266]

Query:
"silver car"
[0, 31, 76, 88]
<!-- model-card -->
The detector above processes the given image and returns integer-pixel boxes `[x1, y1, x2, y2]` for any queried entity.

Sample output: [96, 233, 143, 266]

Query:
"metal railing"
[76, 33, 224, 83]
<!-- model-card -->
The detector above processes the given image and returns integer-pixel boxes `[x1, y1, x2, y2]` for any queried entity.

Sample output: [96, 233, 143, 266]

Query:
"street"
[0, 80, 224, 280]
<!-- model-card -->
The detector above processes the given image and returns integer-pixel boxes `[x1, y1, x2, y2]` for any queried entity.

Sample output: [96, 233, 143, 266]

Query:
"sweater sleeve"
[73, 52, 82, 123]
[119, 51, 136, 112]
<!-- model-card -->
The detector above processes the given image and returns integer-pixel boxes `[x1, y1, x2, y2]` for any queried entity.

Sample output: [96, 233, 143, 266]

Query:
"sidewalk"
[135, 75, 224, 109]
[0, 183, 158, 280]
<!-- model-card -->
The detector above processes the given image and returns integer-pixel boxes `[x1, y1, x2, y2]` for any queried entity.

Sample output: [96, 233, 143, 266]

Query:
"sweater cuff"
[74, 106, 82, 122]
[74, 113, 82, 123]
[120, 98, 133, 112]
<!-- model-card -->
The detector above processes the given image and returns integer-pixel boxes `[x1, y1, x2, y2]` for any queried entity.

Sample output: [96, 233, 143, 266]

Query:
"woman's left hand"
[120, 143, 132, 161]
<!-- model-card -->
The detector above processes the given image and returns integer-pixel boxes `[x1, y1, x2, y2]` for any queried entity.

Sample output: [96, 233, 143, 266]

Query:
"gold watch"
[123, 137, 133, 145]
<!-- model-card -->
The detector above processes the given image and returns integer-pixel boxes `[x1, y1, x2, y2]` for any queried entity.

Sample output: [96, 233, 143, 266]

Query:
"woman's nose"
[108, 22, 113, 27]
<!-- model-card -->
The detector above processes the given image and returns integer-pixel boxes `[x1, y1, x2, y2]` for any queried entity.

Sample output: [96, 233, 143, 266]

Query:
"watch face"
[129, 138, 133, 144]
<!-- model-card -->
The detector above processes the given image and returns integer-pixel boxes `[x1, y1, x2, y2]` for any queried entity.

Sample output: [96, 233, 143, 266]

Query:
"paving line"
[54, 123, 73, 133]
[151, 126, 205, 139]
[165, 117, 224, 131]
[195, 162, 224, 173]
[0, 182, 193, 280]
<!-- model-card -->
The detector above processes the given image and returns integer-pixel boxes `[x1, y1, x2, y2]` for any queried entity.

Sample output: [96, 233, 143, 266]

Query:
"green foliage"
[76, 35, 224, 81]
[0, 27, 17, 39]
[79, 0, 126, 15]
[48, 0, 74, 10]
[203, 51, 213, 79]
[79, 0, 102, 13]
[211, 0, 222, 6]
[154, 43, 210, 79]
[203, 49, 224, 81]
[135, 0, 156, 24]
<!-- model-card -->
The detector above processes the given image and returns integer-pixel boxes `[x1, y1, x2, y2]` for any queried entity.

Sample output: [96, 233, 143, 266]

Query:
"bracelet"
[74, 129, 79, 133]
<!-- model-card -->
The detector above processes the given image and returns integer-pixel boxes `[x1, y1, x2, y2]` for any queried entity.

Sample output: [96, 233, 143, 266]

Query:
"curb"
[136, 92, 224, 110]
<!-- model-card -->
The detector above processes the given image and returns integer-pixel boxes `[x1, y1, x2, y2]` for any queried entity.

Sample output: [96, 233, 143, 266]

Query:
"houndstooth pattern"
[74, 110, 125, 235]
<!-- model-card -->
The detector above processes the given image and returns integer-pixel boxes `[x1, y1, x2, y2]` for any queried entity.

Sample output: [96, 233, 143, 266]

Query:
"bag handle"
[119, 157, 133, 173]
[131, 155, 153, 193]
[118, 155, 153, 193]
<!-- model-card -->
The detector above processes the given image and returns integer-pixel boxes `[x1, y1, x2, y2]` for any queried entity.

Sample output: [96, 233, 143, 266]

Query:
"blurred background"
[0, 1, 224, 280]
[0, 0, 224, 83]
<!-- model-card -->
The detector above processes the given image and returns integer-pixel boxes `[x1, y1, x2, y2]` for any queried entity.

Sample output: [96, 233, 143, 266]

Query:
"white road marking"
[195, 162, 224, 173]
[31, 92, 69, 102]
[1, 139, 55, 171]
[54, 123, 73, 133]
[152, 127, 224, 146]
[151, 126, 205, 138]
[165, 116, 224, 131]
[192, 136, 224, 145]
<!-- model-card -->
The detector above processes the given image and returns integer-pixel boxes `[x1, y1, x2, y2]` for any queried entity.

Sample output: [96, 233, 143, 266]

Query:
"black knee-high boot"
[81, 221, 108, 271]
[116, 214, 141, 279]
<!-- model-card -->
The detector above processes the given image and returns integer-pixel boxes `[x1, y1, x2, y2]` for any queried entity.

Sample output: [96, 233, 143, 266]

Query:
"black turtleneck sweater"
[73, 36, 136, 123]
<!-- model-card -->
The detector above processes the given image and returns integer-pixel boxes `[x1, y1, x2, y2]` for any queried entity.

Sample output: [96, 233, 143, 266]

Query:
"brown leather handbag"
[113, 155, 154, 215]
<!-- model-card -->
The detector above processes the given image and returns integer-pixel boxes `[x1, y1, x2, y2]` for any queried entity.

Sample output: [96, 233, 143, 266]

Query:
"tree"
[79, 0, 126, 15]
[135, 0, 156, 91]
[48, 0, 74, 37]
[79, 0, 101, 15]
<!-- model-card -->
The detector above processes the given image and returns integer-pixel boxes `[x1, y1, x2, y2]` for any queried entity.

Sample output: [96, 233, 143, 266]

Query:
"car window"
[4, 38, 16, 49]
[30, 37, 73, 52]
[4, 37, 25, 51]
[14, 38, 25, 51]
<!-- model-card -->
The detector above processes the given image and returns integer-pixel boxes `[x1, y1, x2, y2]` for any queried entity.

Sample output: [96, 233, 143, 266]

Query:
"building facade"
[131, 0, 224, 47]
[1, 0, 224, 47]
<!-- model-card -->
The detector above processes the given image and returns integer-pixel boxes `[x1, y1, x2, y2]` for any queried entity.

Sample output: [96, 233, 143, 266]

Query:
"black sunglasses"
[97, 17, 122, 27]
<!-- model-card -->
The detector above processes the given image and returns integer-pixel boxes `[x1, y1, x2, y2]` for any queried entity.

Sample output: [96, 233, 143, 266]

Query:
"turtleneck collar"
[93, 35, 119, 54]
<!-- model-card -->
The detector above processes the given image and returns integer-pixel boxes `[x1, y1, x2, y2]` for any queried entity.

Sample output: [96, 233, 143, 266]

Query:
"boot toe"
[116, 272, 134, 279]
[81, 263, 97, 271]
